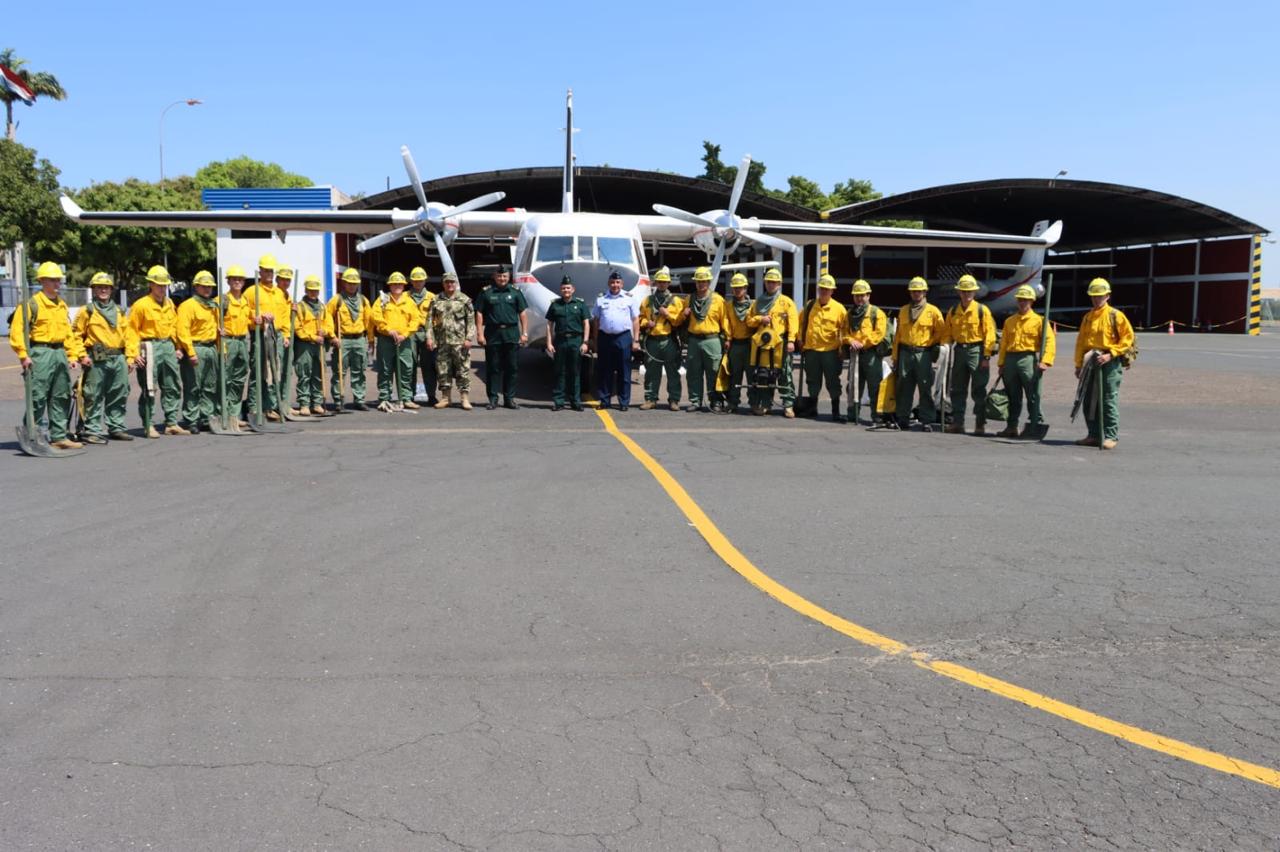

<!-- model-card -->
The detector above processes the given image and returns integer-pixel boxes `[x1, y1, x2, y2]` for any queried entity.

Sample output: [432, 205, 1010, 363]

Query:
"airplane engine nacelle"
[426, 202, 460, 245]
[692, 209, 741, 257]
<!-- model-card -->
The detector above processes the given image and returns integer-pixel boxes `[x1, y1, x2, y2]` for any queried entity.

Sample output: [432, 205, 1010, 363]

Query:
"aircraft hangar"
[333, 168, 1268, 334]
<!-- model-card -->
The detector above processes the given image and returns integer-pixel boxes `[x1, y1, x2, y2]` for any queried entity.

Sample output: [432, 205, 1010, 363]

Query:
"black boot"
[832, 397, 847, 424]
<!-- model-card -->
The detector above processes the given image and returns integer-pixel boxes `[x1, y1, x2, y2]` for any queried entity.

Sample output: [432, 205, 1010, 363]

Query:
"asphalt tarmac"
[1, 332, 1278, 850]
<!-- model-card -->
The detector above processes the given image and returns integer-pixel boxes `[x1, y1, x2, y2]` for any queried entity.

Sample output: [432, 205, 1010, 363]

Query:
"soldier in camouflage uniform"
[427, 271, 476, 410]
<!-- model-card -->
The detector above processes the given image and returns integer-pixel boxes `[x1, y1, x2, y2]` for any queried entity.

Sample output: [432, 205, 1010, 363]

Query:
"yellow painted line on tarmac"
[0, 364, 21, 371]
[591, 406, 1280, 790]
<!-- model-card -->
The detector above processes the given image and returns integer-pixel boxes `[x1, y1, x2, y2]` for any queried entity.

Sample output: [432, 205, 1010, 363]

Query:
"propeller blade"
[739, 230, 799, 254]
[652, 204, 718, 228]
[728, 155, 751, 217]
[432, 228, 456, 277]
[356, 222, 422, 253]
[442, 191, 506, 219]
[400, 146, 430, 212]
[709, 239, 727, 287]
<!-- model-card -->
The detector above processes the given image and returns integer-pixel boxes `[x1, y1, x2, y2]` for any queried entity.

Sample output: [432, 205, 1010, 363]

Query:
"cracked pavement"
[1, 333, 1278, 849]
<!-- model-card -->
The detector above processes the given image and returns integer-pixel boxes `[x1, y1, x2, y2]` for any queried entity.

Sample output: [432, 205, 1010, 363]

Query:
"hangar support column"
[1249, 234, 1263, 335]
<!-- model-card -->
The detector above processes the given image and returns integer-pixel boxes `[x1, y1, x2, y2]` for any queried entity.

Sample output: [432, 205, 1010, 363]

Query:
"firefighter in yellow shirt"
[371, 271, 422, 411]
[942, 274, 997, 435]
[407, 266, 437, 406]
[74, 271, 138, 443]
[328, 268, 374, 410]
[747, 267, 800, 417]
[129, 264, 186, 437]
[681, 266, 729, 412]
[1074, 278, 1135, 449]
[798, 274, 852, 422]
[892, 277, 945, 430]
[9, 261, 89, 449]
[244, 254, 291, 420]
[176, 270, 222, 432]
[996, 285, 1056, 438]
[638, 266, 686, 410]
[221, 266, 252, 425]
[292, 275, 329, 416]
[846, 279, 888, 426]
[722, 273, 755, 413]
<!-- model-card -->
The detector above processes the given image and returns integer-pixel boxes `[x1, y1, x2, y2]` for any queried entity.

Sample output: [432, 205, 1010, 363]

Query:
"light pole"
[159, 98, 202, 184]
[1048, 169, 1068, 188]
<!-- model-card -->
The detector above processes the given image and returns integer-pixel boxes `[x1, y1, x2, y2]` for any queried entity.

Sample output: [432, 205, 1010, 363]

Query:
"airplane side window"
[597, 237, 634, 264]
[576, 237, 595, 261]
[536, 236, 574, 263]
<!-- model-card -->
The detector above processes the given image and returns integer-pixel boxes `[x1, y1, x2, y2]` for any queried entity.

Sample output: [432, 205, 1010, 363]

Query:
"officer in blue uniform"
[590, 270, 640, 410]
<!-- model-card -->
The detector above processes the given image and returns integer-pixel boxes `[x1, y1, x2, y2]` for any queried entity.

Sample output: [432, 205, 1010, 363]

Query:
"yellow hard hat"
[303, 274, 321, 290]
[817, 274, 837, 290]
[146, 265, 172, 285]
[226, 265, 246, 278]
[257, 254, 277, 271]
[192, 270, 216, 286]
[341, 268, 361, 284]
[89, 271, 114, 288]
[409, 266, 428, 282]
[907, 276, 928, 292]
[275, 266, 294, 280]
[386, 271, 407, 286]
[35, 261, 64, 280]
[653, 266, 672, 283]
[956, 274, 979, 292]
[692, 266, 712, 282]
[763, 267, 783, 283]
[851, 279, 871, 295]
[1087, 277, 1112, 296]
[729, 272, 749, 288]
[1015, 285, 1037, 300]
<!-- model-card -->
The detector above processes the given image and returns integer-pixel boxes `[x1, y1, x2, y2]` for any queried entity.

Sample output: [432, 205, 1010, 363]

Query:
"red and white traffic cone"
[1168, 321, 1174, 335]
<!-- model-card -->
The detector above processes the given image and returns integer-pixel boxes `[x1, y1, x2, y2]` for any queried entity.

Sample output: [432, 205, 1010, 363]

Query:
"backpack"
[1112, 308, 1138, 368]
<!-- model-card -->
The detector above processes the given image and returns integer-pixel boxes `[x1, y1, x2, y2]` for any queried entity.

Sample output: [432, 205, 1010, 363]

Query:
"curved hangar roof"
[828, 178, 1267, 251]
[345, 170, 1265, 252]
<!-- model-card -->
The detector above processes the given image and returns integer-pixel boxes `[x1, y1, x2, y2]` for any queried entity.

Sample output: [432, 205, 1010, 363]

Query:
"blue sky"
[8, 0, 1278, 268]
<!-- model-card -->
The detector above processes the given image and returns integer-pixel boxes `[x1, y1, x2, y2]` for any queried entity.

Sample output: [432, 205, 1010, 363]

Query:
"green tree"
[195, 155, 312, 189]
[700, 141, 890, 212]
[700, 142, 768, 194]
[72, 177, 214, 292]
[0, 48, 67, 142]
[0, 139, 73, 262]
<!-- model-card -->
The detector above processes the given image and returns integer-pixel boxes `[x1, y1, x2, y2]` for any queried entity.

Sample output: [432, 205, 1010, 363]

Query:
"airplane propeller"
[653, 154, 798, 284]
[356, 145, 505, 276]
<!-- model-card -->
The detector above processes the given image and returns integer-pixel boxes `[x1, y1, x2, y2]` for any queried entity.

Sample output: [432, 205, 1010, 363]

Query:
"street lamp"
[159, 98, 202, 184]
[1048, 169, 1068, 188]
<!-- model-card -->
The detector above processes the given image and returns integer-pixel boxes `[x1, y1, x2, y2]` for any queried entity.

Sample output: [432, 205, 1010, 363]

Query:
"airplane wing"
[750, 219, 1063, 251]
[59, 196, 529, 238]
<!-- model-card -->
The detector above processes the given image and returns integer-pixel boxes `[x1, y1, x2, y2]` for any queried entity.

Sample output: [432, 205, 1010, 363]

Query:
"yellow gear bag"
[714, 351, 730, 393]
[877, 373, 896, 415]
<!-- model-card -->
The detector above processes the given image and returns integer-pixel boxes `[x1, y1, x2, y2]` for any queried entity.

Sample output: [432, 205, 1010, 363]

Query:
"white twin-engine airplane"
[60, 90, 1063, 340]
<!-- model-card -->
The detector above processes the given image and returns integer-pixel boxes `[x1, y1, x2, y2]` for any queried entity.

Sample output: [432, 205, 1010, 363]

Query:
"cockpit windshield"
[535, 236, 574, 263]
[596, 237, 634, 265]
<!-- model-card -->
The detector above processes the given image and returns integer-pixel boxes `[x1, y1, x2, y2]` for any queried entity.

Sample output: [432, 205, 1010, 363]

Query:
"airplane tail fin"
[965, 219, 1051, 296]
[562, 89, 574, 214]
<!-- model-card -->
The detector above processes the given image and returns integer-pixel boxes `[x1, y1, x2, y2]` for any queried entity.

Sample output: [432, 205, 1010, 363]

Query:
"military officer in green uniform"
[474, 264, 528, 410]
[428, 272, 477, 410]
[544, 275, 592, 411]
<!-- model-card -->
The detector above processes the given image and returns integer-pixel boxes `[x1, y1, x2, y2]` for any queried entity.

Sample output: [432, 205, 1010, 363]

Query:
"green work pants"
[484, 341, 519, 403]
[895, 347, 936, 425]
[849, 348, 883, 422]
[949, 342, 990, 423]
[376, 335, 415, 403]
[552, 336, 584, 405]
[331, 338, 368, 403]
[82, 353, 129, 436]
[685, 336, 722, 406]
[724, 339, 751, 408]
[1002, 352, 1043, 427]
[642, 335, 682, 404]
[802, 349, 842, 404]
[246, 330, 279, 415]
[1083, 358, 1123, 441]
[746, 346, 795, 410]
[293, 340, 323, 409]
[26, 346, 72, 442]
[223, 337, 249, 416]
[180, 343, 218, 427]
[436, 343, 472, 394]
[139, 338, 182, 428]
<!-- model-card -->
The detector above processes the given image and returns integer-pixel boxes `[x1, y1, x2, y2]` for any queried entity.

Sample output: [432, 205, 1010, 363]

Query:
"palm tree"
[1, 48, 67, 141]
